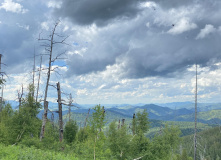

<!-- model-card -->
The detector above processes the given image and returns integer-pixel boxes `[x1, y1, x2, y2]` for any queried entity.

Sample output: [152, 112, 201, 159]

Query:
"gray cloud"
[54, 0, 145, 26]
[0, 1, 49, 74]
[64, 0, 221, 79]
[151, 0, 193, 9]
[121, 36, 221, 79]
[1, 0, 221, 81]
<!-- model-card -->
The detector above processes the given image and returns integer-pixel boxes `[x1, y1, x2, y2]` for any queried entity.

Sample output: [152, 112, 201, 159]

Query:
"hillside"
[177, 109, 221, 124]
[36, 103, 220, 137]
[61, 108, 212, 137]
[182, 127, 221, 159]
[159, 102, 221, 111]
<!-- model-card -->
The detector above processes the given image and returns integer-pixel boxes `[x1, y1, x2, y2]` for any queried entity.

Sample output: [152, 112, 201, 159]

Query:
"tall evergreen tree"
[64, 120, 78, 144]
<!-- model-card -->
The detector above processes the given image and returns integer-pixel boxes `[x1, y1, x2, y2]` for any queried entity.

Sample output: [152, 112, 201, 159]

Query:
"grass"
[0, 144, 78, 160]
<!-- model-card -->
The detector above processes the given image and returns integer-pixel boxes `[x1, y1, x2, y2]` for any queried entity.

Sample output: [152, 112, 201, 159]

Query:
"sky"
[0, 0, 221, 105]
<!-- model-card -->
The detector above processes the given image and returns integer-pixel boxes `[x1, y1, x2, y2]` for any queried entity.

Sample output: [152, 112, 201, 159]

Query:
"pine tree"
[64, 120, 78, 144]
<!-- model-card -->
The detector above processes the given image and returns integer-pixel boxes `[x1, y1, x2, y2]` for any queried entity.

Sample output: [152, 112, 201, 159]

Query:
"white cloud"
[16, 23, 29, 30]
[47, 1, 62, 8]
[77, 88, 88, 96]
[140, 1, 157, 9]
[0, 0, 28, 14]
[167, 18, 197, 35]
[63, 25, 69, 32]
[41, 22, 49, 31]
[196, 24, 216, 39]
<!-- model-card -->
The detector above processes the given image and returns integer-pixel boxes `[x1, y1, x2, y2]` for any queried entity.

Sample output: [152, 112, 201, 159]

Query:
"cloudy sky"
[0, 0, 221, 105]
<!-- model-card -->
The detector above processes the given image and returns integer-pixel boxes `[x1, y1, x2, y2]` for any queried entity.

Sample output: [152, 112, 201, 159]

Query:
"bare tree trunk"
[0, 54, 2, 112]
[132, 113, 136, 135]
[84, 108, 90, 128]
[40, 22, 59, 141]
[57, 82, 63, 142]
[0, 75, 4, 105]
[32, 50, 36, 97]
[68, 93, 72, 122]
[40, 101, 48, 140]
[36, 56, 42, 102]
[121, 119, 125, 128]
[99, 107, 105, 132]
[94, 136, 96, 160]
[194, 64, 198, 160]
[118, 119, 121, 129]
[18, 84, 23, 111]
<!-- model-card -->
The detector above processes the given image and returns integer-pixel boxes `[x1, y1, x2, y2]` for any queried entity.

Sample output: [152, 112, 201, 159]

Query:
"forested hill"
[182, 126, 221, 159]
[37, 103, 221, 125]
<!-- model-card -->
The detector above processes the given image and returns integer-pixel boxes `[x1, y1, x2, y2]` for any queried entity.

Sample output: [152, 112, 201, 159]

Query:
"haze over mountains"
[6, 100, 221, 125]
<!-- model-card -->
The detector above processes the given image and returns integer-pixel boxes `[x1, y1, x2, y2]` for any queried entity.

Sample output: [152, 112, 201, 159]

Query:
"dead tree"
[57, 82, 63, 142]
[42, 101, 48, 137]
[132, 113, 136, 135]
[17, 84, 24, 111]
[60, 93, 79, 122]
[47, 109, 55, 128]
[100, 107, 105, 132]
[194, 64, 198, 160]
[32, 51, 36, 97]
[84, 108, 90, 128]
[68, 93, 73, 121]
[39, 21, 69, 141]
[122, 119, 125, 127]
[0, 54, 7, 112]
[0, 54, 3, 112]
[36, 56, 42, 102]
[118, 119, 121, 130]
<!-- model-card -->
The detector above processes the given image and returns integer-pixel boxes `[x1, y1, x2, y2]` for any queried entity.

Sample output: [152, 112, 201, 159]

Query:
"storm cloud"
[0, 0, 48, 74]
[1, 0, 221, 103]
[62, 0, 221, 79]
[1, 0, 221, 78]
[54, 0, 146, 26]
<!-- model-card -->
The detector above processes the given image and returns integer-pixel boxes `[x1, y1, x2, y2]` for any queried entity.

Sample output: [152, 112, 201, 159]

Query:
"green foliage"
[182, 126, 221, 159]
[64, 120, 78, 144]
[40, 122, 59, 150]
[0, 104, 14, 144]
[131, 109, 150, 136]
[21, 84, 41, 117]
[90, 104, 106, 134]
[77, 127, 89, 142]
[147, 125, 181, 160]
[0, 143, 78, 160]
[0, 84, 42, 145]
[0, 102, 185, 160]
[9, 84, 41, 144]
[136, 109, 150, 134]
[130, 133, 150, 159]
[179, 109, 221, 121]
[173, 149, 193, 160]
[107, 121, 131, 159]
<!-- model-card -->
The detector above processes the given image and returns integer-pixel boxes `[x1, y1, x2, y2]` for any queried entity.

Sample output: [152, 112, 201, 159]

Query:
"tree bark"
[40, 22, 59, 141]
[57, 82, 63, 142]
[36, 56, 42, 102]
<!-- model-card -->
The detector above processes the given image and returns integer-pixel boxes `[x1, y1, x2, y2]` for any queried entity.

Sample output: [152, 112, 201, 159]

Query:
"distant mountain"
[4, 100, 19, 109]
[5, 99, 221, 125]
[107, 104, 193, 121]
[36, 104, 215, 137]
[158, 102, 193, 109]
[176, 109, 221, 124]
[158, 102, 221, 111]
